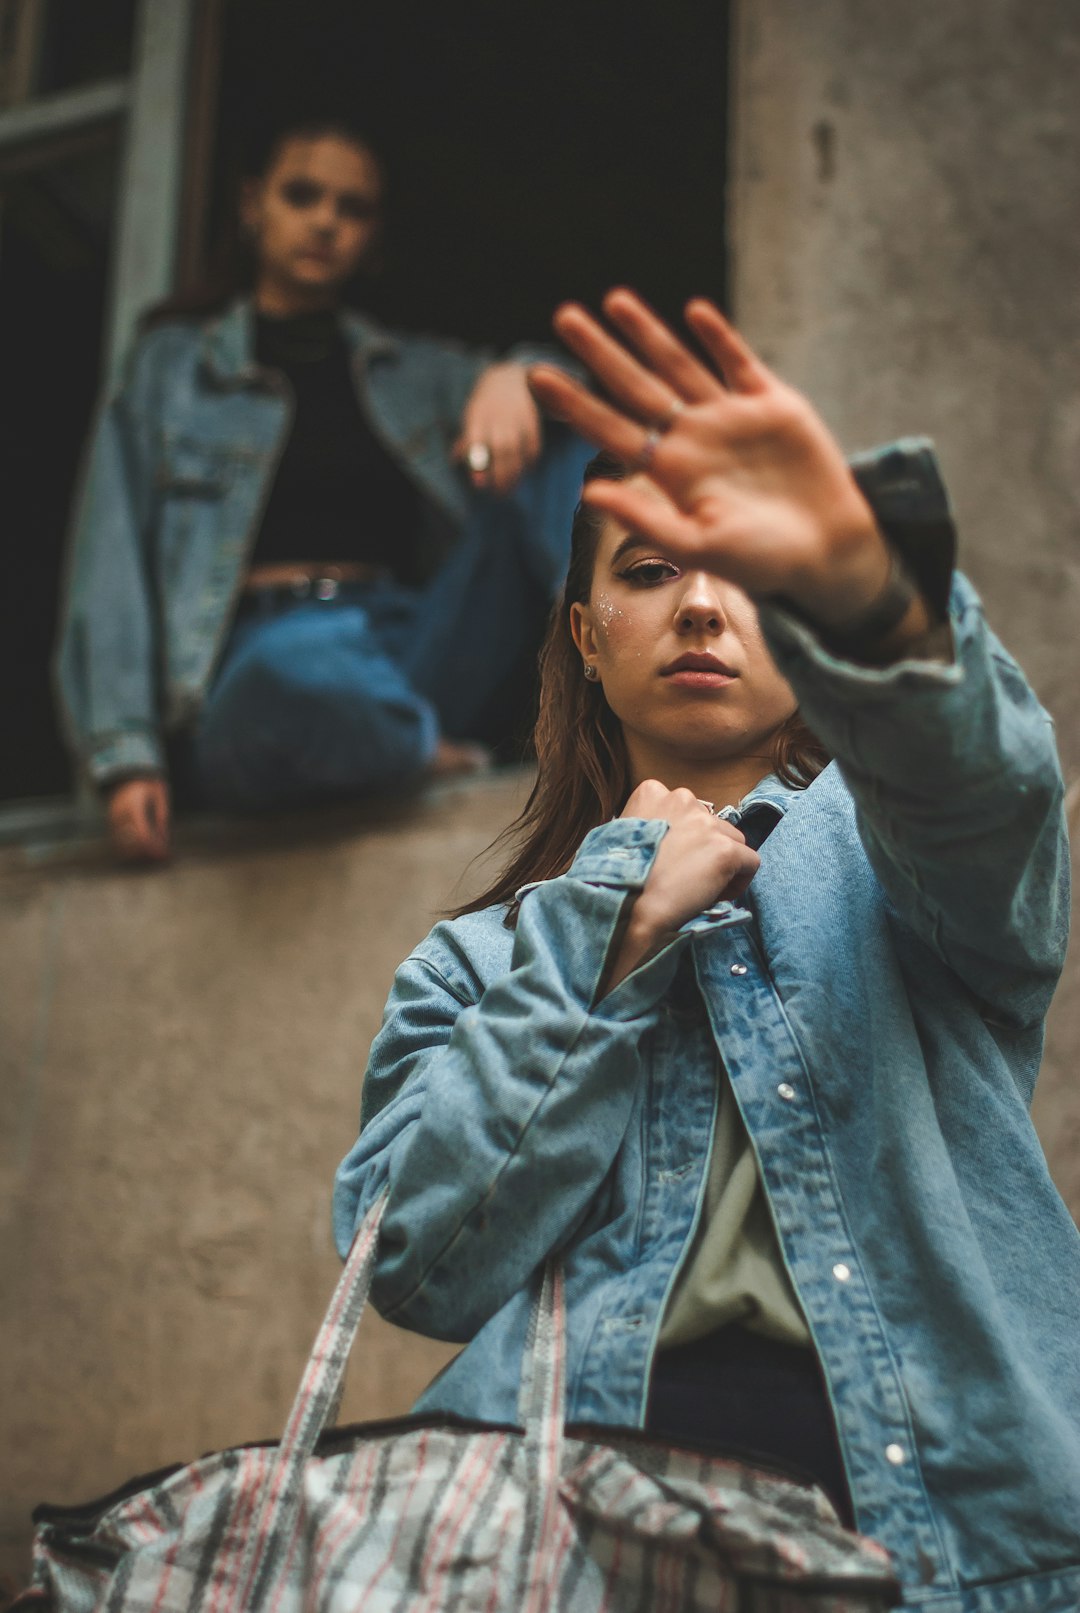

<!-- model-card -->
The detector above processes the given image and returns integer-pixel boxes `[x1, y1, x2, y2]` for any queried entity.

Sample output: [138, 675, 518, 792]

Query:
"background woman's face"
[242, 135, 383, 301]
[571, 477, 797, 772]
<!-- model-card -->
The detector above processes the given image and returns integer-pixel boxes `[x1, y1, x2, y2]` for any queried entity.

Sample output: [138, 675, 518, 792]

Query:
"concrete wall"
[0, 777, 527, 1593]
[730, 0, 1080, 1206]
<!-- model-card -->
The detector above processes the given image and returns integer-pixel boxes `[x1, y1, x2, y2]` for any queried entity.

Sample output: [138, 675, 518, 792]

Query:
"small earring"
[583, 663, 598, 681]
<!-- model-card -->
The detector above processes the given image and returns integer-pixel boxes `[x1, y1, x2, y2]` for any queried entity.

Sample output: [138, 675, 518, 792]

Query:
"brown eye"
[280, 179, 322, 210]
[337, 193, 379, 223]
[620, 560, 679, 587]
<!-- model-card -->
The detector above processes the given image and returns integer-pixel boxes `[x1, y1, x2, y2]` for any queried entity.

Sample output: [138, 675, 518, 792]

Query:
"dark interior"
[3, 0, 729, 804]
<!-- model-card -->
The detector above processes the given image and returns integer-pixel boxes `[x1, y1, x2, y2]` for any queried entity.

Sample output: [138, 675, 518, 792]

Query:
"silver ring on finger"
[658, 396, 687, 431]
[466, 442, 492, 474]
[635, 426, 664, 471]
[696, 798, 716, 815]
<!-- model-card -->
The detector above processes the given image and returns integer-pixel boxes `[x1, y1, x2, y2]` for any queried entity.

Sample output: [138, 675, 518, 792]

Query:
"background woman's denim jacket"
[55, 299, 568, 786]
[334, 447, 1079, 1612]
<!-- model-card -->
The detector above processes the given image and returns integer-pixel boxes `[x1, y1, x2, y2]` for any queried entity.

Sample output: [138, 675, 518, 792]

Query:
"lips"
[660, 651, 738, 691]
[661, 652, 738, 678]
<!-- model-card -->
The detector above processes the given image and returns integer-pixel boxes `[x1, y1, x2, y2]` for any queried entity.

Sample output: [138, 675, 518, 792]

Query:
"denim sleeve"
[332, 818, 749, 1339]
[55, 333, 167, 784]
[758, 451, 1069, 1026]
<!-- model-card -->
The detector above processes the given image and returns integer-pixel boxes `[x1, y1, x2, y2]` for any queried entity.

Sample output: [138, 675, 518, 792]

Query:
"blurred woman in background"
[57, 116, 586, 861]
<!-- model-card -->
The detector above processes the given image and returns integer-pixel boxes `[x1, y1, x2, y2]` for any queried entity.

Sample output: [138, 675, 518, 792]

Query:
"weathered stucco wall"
[0, 777, 528, 1592]
[730, 0, 1080, 1208]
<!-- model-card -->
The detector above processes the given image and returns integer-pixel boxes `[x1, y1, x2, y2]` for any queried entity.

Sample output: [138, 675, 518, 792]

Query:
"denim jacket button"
[832, 1262, 852, 1282]
[777, 1082, 796, 1101]
[885, 1443, 907, 1465]
[730, 963, 748, 977]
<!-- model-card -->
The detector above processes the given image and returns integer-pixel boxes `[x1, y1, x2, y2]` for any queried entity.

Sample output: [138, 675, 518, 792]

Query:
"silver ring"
[636, 427, 663, 471]
[466, 442, 492, 474]
[659, 396, 687, 430]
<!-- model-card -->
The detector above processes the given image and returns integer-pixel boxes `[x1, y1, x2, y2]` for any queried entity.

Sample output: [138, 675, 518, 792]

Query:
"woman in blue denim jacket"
[56, 117, 586, 861]
[334, 291, 1080, 1609]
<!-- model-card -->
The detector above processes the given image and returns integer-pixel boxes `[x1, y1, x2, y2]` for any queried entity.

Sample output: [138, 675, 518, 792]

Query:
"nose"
[674, 572, 728, 635]
[312, 196, 338, 234]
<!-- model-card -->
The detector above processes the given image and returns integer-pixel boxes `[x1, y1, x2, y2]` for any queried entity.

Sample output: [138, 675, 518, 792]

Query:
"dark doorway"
[212, 0, 730, 348]
[0, 0, 137, 807]
[1, 135, 124, 804]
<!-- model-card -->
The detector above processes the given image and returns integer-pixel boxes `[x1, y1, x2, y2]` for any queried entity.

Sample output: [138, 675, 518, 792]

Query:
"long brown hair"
[456, 451, 829, 920]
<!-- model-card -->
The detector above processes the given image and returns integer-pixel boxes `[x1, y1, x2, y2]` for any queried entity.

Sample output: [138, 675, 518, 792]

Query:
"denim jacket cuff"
[758, 582, 967, 703]
[567, 817, 669, 888]
[595, 892, 752, 1022]
[85, 727, 166, 787]
[561, 818, 754, 930]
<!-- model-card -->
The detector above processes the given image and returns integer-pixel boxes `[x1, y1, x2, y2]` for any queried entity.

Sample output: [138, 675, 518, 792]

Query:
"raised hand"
[529, 290, 898, 631]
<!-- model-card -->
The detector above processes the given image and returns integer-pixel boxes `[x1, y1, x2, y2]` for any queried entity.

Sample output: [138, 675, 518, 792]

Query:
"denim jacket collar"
[719, 772, 803, 849]
[199, 297, 400, 386]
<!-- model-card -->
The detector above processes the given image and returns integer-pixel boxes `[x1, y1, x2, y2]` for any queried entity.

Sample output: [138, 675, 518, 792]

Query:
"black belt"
[238, 569, 392, 611]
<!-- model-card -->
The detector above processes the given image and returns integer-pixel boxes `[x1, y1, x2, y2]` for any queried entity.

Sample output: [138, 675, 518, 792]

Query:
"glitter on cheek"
[591, 592, 633, 641]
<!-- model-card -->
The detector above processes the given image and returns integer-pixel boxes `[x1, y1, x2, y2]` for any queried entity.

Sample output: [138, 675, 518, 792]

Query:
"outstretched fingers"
[528, 365, 650, 462]
[683, 300, 771, 395]
[552, 303, 699, 425]
[602, 289, 721, 403]
[580, 477, 703, 553]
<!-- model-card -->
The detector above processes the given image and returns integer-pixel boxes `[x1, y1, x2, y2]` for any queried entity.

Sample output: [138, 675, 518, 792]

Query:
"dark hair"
[456, 451, 829, 920]
[143, 114, 383, 328]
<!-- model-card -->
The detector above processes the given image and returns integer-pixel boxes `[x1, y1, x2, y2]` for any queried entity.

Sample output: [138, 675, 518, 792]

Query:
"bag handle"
[517, 1259, 568, 1613]
[278, 1187, 391, 1465]
[228, 1190, 567, 1609]
[227, 1188, 389, 1608]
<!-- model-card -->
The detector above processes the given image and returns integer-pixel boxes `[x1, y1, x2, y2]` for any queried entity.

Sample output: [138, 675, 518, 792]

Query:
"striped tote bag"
[16, 1194, 900, 1612]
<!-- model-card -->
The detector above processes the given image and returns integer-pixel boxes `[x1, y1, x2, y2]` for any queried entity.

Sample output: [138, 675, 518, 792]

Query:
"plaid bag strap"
[226, 1188, 390, 1609]
[226, 1196, 568, 1612]
[518, 1260, 568, 1613]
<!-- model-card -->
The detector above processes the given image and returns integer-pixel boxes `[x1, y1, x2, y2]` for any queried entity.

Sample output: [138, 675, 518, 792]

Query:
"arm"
[332, 815, 753, 1339]
[529, 290, 1069, 1026]
[415, 331, 582, 494]
[759, 566, 1068, 1026]
[55, 333, 167, 792]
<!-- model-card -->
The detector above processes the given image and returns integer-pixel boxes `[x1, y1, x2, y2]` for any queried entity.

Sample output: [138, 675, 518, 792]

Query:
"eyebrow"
[608, 533, 653, 567]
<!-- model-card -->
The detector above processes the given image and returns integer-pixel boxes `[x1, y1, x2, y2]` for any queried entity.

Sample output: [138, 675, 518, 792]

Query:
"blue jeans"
[191, 432, 590, 813]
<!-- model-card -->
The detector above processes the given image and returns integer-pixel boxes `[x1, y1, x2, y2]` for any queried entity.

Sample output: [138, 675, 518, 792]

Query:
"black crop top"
[249, 309, 423, 580]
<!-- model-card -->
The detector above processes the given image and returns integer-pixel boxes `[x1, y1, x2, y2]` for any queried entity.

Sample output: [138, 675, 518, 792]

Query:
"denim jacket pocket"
[154, 437, 236, 595]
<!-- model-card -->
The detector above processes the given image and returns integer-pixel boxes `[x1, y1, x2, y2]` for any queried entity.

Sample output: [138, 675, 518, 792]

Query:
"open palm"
[529, 290, 891, 627]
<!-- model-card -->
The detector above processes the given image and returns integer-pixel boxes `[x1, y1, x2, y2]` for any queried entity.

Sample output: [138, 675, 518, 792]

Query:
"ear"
[569, 600, 599, 663]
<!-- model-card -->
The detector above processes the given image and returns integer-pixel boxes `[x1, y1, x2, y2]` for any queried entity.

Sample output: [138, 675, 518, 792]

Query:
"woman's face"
[570, 477, 797, 779]
[242, 135, 382, 305]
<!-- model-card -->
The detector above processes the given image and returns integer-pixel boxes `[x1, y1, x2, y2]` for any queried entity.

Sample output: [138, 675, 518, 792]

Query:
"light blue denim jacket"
[334, 449, 1079, 1611]
[55, 299, 568, 786]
